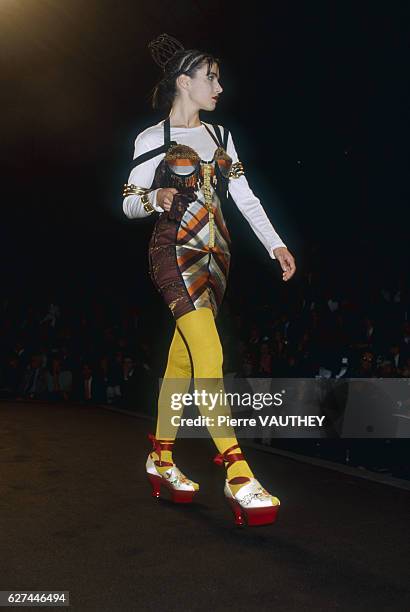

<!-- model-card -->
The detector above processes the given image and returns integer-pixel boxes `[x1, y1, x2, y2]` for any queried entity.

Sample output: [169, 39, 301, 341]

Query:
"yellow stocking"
[152, 325, 192, 474]
[174, 307, 254, 495]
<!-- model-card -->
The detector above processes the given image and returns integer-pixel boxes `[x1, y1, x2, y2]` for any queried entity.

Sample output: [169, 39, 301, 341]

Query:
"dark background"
[1, 0, 409, 307]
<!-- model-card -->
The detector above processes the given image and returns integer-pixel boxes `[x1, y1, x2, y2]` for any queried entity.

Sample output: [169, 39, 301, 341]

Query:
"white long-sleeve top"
[123, 120, 287, 259]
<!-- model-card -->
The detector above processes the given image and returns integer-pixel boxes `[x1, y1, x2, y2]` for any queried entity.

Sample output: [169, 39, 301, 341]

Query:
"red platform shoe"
[214, 444, 280, 526]
[146, 434, 199, 503]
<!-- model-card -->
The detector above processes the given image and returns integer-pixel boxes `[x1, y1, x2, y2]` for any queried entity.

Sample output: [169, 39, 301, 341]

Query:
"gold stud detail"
[122, 184, 155, 214]
[228, 161, 244, 179]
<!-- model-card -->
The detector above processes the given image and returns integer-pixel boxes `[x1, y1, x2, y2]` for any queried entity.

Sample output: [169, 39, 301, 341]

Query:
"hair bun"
[148, 33, 185, 71]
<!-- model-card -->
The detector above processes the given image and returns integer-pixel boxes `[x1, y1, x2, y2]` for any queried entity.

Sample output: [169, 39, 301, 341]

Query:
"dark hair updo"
[150, 46, 220, 112]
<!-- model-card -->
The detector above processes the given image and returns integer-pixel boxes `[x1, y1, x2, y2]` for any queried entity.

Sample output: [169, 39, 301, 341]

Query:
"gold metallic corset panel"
[155, 143, 234, 250]
[163, 143, 233, 190]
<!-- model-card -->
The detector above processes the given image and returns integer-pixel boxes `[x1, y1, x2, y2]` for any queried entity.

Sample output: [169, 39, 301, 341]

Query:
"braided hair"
[148, 33, 220, 111]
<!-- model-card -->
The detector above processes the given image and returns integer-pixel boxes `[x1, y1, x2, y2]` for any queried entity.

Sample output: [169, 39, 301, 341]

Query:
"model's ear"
[176, 73, 191, 91]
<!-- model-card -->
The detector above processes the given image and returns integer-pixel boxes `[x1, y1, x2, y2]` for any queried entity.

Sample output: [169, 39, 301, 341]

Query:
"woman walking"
[122, 34, 296, 526]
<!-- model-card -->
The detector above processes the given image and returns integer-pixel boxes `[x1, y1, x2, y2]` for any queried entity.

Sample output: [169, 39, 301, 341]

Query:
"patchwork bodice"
[124, 117, 244, 216]
[151, 137, 234, 216]
[164, 143, 233, 187]
[158, 120, 233, 198]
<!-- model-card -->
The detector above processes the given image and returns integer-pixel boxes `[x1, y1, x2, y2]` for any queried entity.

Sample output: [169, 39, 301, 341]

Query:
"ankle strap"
[213, 443, 244, 467]
[148, 433, 175, 451]
[148, 433, 174, 467]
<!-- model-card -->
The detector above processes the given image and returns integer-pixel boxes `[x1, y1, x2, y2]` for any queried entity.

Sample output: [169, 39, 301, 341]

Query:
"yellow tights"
[152, 307, 254, 495]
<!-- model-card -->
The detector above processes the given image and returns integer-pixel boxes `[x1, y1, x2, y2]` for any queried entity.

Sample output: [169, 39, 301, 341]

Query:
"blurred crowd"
[1, 264, 409, 406]
[0, 297, 155, 407]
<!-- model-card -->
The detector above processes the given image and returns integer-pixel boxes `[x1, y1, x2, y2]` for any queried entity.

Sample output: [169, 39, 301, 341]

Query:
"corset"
[156, 143, 233, 202]
[150, 143, 234, 248]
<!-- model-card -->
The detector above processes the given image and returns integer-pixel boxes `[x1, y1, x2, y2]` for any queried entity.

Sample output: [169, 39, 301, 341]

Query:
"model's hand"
[157, 187, 178, 212]
[273, 247, 296, 281]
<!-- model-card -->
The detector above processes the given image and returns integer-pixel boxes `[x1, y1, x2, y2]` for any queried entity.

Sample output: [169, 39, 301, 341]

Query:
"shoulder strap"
[130, 143, 169, 169]
[223, 126, 229, 151]
[129, 118, 176, 171]
[164, 116, 171, 147]
[203, 123, 230, 151]
[202, 123, 222, 148]
[211, 124, 224, 148]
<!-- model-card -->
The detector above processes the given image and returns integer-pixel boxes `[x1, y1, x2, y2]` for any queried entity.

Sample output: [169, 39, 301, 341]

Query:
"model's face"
[183, 61, 223, 110]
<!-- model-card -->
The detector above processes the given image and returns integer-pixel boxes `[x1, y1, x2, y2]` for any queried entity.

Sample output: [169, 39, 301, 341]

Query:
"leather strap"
[213, 124, 223, 148]
[130, 142, 169, 170]
[210, 124, 230, 151]
[228, 476, 250, 484]
[128, 119, 230, 172]
[164, 116, 171, 147]
[202, 123, 222, 148]
[214, 442, 251, 486]
[148, 433, 175, 467]
[213, 443, 244, 467]
[218, 443, 240, 455]
[128, 117, 177, 172]
[223, 126, 229, 151]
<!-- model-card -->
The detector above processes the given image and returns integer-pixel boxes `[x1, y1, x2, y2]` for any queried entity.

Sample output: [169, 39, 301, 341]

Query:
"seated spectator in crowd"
[280, 353, 307, 377]
[59, 344, 75, 371]
[112, 350, 124, 377]
[399, 355, 410, 378]
[388, 341, 409, 371]
[12, 340, 29, 370]
[47, 357, 72, 402]
[118, 353, 157, 412]
[97, 355, 113, 403]
[354, 315, 377, 351]
[257, 341, 273, 377]
[401, 322, 410, 350]
[248, 323, 262, 345]
[105, 353, 123, 405]
[74, 362, 106, 404]
[1, 353, 23, 398]
[17, 354, 48, 400]
[377, 359, 396, 378]
[350, 351, 376, 378]
[120, 354, 138, 407]
[236, 351, 256, 377]
[40, 300, 60, 329]
[122, 355, 136, 383]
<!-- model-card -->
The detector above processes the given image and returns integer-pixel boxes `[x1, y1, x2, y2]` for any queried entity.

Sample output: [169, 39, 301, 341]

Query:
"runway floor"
[0, 401, 409, 612]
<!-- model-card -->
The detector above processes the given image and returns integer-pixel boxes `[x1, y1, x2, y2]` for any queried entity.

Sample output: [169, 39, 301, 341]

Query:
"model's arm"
[226, 130, 287, 260]
[122, 133, 164, 219]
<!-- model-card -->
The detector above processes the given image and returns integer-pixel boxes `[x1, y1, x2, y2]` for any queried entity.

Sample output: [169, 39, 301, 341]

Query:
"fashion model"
[122, 33, 296, 526]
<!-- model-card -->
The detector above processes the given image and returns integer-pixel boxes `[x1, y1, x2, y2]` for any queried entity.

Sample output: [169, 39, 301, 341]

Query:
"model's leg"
[176, 307, 257, 497]
[151, 325, 193, 476]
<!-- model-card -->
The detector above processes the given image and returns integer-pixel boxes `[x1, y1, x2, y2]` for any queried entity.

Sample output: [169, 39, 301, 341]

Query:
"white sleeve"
[226, 130, 287, 259]
[122, 132, 164, 219]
